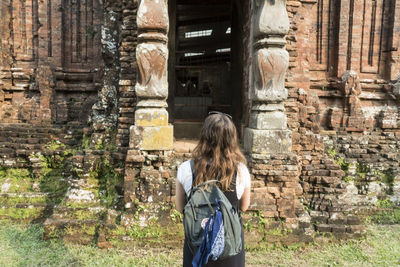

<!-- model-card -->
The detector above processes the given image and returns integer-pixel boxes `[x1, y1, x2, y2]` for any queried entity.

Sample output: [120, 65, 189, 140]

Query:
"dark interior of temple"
[169, 0, 244, 139]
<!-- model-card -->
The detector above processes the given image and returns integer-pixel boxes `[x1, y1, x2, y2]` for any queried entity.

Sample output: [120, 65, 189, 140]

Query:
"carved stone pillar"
[130, 0, 173, 151]
[244, 0, 291, 154]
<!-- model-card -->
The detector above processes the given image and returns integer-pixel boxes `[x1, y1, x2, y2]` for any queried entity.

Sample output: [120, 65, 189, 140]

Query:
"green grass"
[0, 223, 181, 267]
[246, 225, 400, 267]
[0, 223, 399, 267]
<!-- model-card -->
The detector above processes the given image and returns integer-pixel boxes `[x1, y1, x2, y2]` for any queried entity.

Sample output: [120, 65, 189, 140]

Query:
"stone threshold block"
[244, 128, 292, 154]
[130, 125, 173, 151]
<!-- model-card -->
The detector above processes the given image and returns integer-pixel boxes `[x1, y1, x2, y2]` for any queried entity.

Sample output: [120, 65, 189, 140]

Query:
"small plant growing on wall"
[374, 168, 395, 195]
[369, 198, 400, 224]
[328, 146, 350, 181]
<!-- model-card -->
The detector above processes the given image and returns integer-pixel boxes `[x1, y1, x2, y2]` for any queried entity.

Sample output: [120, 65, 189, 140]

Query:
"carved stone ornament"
[254, 0, 290, 37]
[252, 0, 290, 106]
[340, 70, 367, 131]
[341, 70, 363, 117]
[392, 79, 400, 104]
[341, 70, 362, 98]
[390, 78, 400, 128]
[253, 48, 289, 103]
[136, 0, 169, 107]
[136, 43, 168, 102]
[137, 0, 169, 31]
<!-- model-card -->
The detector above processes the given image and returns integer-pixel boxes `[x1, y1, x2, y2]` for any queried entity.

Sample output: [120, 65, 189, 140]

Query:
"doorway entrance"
[169, 0, 244, 139]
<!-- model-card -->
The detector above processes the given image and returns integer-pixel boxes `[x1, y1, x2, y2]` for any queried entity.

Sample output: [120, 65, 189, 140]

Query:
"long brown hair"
[192, 113, 247, 191]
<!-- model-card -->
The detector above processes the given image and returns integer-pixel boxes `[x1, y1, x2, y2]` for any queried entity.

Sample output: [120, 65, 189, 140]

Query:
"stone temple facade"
[0, 0, 400, 242]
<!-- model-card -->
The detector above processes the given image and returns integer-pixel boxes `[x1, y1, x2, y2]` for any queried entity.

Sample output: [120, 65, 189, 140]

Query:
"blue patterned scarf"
[192, 201, 225, 267]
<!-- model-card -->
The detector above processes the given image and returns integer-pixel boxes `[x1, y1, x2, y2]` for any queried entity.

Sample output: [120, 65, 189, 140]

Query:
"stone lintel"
[130, 125, 173, 151]
[244, 128, 292, 154]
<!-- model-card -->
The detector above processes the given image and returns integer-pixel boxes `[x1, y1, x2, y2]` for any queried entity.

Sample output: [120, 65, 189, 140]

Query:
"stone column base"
[129, 125, 173, 151]
[244, 128, 292, 154]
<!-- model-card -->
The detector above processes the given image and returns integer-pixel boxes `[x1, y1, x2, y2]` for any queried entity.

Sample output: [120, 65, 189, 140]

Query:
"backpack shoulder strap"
[189, 159, 195, 174]
[188, 160, 195, 201]
[193, 179, 219, 188]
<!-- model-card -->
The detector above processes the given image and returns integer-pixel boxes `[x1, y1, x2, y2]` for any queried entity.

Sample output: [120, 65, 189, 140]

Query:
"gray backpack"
[183, 161, 242, 259]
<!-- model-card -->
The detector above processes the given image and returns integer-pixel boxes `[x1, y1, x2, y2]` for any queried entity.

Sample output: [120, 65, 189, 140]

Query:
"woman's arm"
[175, 179, 187, 213]
[239, 187, 250, 212]
[238, 163, 251, 212]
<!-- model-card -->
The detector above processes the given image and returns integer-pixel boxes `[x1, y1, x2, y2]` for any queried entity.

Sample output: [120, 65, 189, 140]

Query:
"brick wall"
[282, 0, 400, 234]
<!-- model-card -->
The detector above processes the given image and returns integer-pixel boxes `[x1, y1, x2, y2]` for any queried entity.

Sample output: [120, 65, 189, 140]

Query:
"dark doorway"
[169, 0, 244, 139]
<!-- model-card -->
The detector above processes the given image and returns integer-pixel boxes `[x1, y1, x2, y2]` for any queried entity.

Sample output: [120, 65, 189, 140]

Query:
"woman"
[175, 112, 251, 267]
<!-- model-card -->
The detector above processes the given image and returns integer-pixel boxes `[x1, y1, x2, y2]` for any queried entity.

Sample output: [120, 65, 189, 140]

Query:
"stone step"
[0, 203, 47, 211]
[0, 147, 15, 155]
[315, 223, 365, 236]
[43, 218, 104, 244]
[0, 130, 83, 155]
[0, 124, 63, 133]
[0, 203, 49, 222]
[0, 128, 82, 136]
[0, 192, 61, 204]
[0, 147, 76, 158]
[7, 137, 52, 144]
[0, 143, 40, 151]
[0, 133, 52, 141]
[0, 192, 50, 199]
[50, 205, 106, 221]
[0, 125, 82, 139]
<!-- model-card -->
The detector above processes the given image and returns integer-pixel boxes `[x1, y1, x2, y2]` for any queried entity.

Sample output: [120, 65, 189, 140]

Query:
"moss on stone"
[0, 195, 47, 205]
[108, 225, 128, 236]
[38, 169, 69, 204]
[32, 141, 73, 204]
[45, 225, 65, 239]
[89, 129, 117, 151]
[81, 225, 98, 236]
[327, 146, 350, 178]
[2, 168, 32, 180]
[66, 209, 103, 221]
[64, 224, 98, 237]
[86, 171, 100, 188]
[64, 226, 79, 236]
[44, 140, 68, 151]
[381, 169, 395, 194]
[0, 168, 34, 193]
[105, 220, 184, 249]
[63, 202, 99, 209]
[81, 134, 91, 150]
[0, 207, 45, 220]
